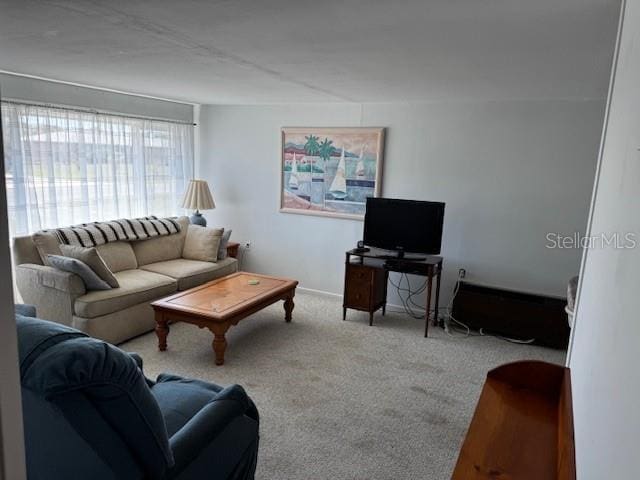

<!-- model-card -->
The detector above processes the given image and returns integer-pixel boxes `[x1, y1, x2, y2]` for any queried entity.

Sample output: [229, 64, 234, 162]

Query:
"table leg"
[382, 270, 389, 316]
[209, 325, 229, 365]
[212, 333, 227, 366]
[425, 272, 433, 338]
[343, 253, 349, 321]
[434, 261, 442, 327]
[155, 311, 169, 351]
[284, 291, 295, 322]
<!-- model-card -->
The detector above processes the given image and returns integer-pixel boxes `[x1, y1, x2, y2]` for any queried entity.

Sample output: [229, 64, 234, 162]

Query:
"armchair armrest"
[168, 384, 259, 475]
[128, 352, 143, 370]
[128, 352, 157, 388]
[15, 264, 86, 326]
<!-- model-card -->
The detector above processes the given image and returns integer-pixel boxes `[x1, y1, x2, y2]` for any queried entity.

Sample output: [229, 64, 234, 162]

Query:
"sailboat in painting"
[289, 152, 299, 190]
[329, 147, 347, 199]
[356, 144, 366, 179]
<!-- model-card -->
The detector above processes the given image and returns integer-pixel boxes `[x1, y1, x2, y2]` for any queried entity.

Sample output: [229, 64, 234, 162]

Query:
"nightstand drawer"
[347, 264, 374, 286]
[344, 264, 376, 309]
[345, 282, 371, 309]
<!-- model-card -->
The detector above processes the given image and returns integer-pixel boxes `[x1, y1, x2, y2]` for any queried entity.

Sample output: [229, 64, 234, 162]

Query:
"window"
[1, 102, 194, 236]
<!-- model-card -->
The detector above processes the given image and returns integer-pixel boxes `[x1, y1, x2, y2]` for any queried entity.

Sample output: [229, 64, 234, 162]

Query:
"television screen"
[363, 197, 445, 254]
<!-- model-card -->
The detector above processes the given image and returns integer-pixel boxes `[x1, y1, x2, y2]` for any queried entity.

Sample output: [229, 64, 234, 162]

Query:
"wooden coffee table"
[151, 272, 298, 365]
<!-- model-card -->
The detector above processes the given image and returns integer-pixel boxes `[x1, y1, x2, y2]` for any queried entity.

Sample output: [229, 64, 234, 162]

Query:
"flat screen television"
[363, 197, 445, 255]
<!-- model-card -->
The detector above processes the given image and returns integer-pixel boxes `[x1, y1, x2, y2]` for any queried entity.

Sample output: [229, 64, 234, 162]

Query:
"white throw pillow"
[182, 225, 224, 262]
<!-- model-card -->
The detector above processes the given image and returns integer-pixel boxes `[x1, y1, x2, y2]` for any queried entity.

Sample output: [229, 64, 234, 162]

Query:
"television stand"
[343, 248, 443, 337]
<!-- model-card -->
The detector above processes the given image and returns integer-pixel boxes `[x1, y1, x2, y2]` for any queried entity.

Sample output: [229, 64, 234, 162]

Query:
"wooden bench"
[452, 360, 575, 479]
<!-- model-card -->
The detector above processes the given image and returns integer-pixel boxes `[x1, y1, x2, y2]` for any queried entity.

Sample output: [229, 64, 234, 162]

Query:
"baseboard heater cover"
[451, 281, 570, 349]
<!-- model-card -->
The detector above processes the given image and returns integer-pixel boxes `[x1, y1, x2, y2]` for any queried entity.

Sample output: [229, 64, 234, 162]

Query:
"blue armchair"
[15, 307, 259, 480]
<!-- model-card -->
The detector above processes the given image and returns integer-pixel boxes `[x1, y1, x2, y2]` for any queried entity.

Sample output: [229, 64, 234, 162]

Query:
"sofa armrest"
[15, 264, 86, 326]
[16, 264, 86, 295]
[168, 385, 259, 475]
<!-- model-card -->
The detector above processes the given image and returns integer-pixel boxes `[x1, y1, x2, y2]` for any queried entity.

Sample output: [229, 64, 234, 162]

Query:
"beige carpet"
[122, 291, 565, 480]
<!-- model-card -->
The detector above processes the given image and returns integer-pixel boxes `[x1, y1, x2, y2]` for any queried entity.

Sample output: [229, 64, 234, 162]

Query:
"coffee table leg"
[212, 334, 227, 366]
[208, 324, 229, 365]
[155, 311, 169, 351]
[284, 291, 295, 322]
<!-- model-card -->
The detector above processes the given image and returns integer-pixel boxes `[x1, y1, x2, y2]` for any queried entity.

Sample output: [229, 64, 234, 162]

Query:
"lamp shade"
[181, 180, 215, 210]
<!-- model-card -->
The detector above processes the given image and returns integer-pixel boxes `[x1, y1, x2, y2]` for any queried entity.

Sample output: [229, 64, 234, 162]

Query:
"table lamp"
[181, 179, 215, 226]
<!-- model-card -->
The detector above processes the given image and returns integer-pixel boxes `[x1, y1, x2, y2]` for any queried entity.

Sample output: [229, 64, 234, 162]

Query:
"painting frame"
[279, 127, 385, 220]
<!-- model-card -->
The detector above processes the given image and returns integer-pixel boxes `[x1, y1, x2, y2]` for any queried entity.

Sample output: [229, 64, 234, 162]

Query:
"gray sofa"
[12, 216, 237, 344]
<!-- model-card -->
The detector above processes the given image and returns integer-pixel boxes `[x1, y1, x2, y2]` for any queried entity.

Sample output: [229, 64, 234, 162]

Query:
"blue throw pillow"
[46, 254, 112, 291]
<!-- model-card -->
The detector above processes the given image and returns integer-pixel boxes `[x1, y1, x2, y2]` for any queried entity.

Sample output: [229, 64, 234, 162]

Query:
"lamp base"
[189, 210, 207, 227]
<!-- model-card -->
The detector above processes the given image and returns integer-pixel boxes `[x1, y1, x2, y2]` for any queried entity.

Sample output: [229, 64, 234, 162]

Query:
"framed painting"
[280, 127, 385, 220]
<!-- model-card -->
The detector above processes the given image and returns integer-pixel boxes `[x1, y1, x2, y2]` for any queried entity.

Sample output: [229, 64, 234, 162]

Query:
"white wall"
[568, 1, 640, 478]
[199, 100, 604, 306]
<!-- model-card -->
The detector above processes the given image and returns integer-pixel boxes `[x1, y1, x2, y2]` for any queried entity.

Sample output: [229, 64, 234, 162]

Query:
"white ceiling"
[0, 0, 620, 104]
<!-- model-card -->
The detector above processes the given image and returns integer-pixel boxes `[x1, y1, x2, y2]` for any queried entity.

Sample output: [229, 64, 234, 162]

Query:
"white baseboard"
[297, 286, 342, 299]
[296, 286, 426, 314]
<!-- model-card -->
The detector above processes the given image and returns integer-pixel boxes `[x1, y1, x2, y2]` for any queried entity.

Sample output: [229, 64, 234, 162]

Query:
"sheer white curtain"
[1, 102, 194, 236]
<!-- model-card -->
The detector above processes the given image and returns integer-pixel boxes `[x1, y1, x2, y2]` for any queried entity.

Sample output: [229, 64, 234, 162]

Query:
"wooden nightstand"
[343, 259, 388, 326]
[226, 241, 240, 259]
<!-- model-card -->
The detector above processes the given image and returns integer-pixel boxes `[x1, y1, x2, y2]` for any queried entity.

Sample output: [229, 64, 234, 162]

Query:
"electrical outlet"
[244, 241, 251, 250]
[458, 268, 466, 279]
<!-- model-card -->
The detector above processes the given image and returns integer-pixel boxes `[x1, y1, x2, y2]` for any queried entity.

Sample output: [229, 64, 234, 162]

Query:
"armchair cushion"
[152, 374, 225, 436]
[17, 316, 87, 376]
[152, 374, 259, 478]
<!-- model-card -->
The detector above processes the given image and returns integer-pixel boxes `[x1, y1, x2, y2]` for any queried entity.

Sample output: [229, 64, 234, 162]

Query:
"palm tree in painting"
[305, 134, 322, 174]
[304, 135, 320, 156]
[319, 138, 335, 164]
